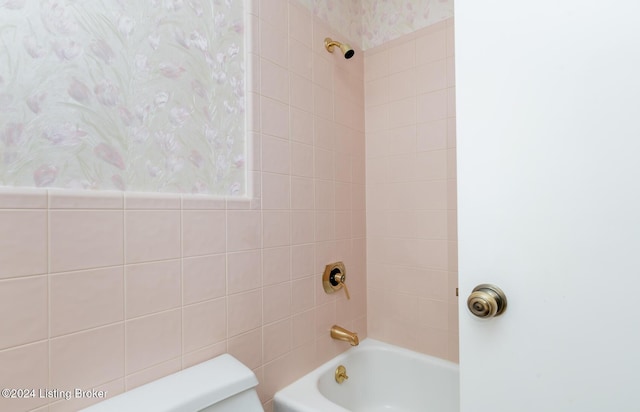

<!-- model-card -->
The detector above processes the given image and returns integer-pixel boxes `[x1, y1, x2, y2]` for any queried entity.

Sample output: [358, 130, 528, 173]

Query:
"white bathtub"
[274, 339, 459, 412]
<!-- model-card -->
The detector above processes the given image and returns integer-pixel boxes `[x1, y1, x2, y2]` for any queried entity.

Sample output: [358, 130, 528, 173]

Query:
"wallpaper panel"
[0, 0, 245, 195]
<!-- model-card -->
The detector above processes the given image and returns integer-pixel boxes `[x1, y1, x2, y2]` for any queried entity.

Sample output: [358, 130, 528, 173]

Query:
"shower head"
[324, 37, 355, 59]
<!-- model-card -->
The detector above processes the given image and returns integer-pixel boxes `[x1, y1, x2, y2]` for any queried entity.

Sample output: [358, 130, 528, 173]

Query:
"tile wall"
[0, 0, 366, 410]
[364, 19, 459, 362]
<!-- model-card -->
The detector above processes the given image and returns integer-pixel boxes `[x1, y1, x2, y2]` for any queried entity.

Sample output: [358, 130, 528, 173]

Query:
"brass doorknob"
[467, 284, 507, 318]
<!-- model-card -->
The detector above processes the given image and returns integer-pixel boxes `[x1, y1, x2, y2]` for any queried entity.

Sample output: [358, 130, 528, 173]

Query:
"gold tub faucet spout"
[330, 325, 359, 346]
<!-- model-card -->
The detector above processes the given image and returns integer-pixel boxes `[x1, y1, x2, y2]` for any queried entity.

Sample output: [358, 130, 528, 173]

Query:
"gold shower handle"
[336, 273, 350, 300]
[322, 262, 350, 299]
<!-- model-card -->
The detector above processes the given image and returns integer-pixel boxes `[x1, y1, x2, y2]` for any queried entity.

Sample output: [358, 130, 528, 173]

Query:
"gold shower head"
[324, 37, 355, 59]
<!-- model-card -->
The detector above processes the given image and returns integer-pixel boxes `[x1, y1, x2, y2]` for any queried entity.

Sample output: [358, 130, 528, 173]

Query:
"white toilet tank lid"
[81, 354, 258, 412]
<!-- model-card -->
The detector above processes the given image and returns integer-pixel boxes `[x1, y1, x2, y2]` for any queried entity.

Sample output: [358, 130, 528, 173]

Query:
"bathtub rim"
[273, 338, 459, 412]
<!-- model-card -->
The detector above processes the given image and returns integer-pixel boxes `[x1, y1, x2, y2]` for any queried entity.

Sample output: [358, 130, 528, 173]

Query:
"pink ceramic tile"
[261, 97, 289, 139]
[0, 342, 48, 412]
[415, 29, 446, 66]
[125, 358, 181, 390]
[388, 154, 416, 182]
[389, 68, 417, 102]
[389, 39, 416, 73]
[125, 210, 180, 264]
[335, 182, 351, 211]
[315, 211, 334, 242]
[314, 119, 335, 151]
[447, 210, 458, 241]
[447, 87, 456, 117]
[227, 210, 261, 251]
[0, 187, 47, 208]
[417, 89, 447, 123]
[49, 189, 123, 209]
[263, 246, 291, 287]
[291, 244, 314, 279]
[335, 211, 351, 240]
[260, 0, 288, 31]
[314, 148, 334, 181]
[292, 309, 315, 348]
[227, 328, 262, 370]
[417, 119, 447, 152]
[447, 178, 457, 210]
[227, 250, 262, 294]
[334, 153, 352, 184]
[261, 58, 289, 104]
[446, 23, 455, 57]
[291, 142, 314, 179]
[418, 299, 449, 331]
[364, 49, 390, 82]
[263, 211, 290, 248]
[290, 73, 313, 112]
[248, 91, 261, 132]
[260, 21, 288, 68]
[181, 195, 226, 210]
[183, 254, 226, 305]
[289, 39, 313, 80]
[182, 210, 226, 257]
[352, 210, 366, 238]
[263, 282, 291, 323]
[414, 210, 448, 240]
[288, 0, 312, 46]
[227, 290, 262, 337]
[416, 150, 448, 180]
[291, 276, 314, 313]
[448, 241, 458, 272]
[248, 52, 260, 93]
[290, 107, 314, 145]
[313, 84, 333, 120]
[50, 210, 123, 272]
[334, 95, 364, 131]
[51, 267, 123, 337]
[291, 177, 314, 210]
[388, 97, 416, 128]
[51, 324, 124, 388]
[364, 77, 389, 108]
[124, 193, 181, 209]
[263, 318, 292, 362]
[263, 344, 315, 399]
[262, 173, 290, 210]
[183, 298, 226, 353]
[290, 210, 314, 245]
[314, 301, 336, 337]
[313, 52, 333, 89]
[182, 341, 226, 369]
[417, 327, 448, 361]
[416, 59, 447, 94]
[0, 276, 47, 350]
[126, 309, 181, 374]
[446, 56, 456, 88]
[314, 180, 335, 210]
[352, 154, 366, 184]
[0, 210, 46, 279]
[262, 135, 291, 175]
[126, 260, 181, 318]
[447, 117, 456, 148]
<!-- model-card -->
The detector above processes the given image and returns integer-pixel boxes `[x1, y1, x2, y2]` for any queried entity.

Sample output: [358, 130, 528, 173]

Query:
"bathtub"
[274, 339, 459, 412]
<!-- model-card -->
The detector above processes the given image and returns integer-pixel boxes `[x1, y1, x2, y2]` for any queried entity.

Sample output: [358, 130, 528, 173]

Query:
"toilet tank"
[81, 354, 263, 412]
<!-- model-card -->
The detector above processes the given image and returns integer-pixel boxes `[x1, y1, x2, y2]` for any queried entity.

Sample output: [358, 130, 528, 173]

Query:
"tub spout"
[330, 325, 359, 346]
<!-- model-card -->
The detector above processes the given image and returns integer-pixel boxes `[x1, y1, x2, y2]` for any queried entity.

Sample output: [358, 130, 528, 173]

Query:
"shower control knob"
[467, 284, 507, 318]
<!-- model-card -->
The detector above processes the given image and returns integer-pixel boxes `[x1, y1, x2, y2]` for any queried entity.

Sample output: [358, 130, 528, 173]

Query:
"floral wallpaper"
[361, 0, 454, 49]
[297, 0, 454, 50]
[0, 0, 246, 195]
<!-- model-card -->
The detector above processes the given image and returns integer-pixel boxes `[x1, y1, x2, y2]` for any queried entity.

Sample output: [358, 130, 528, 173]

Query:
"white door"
[456, 1, 640, 411]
